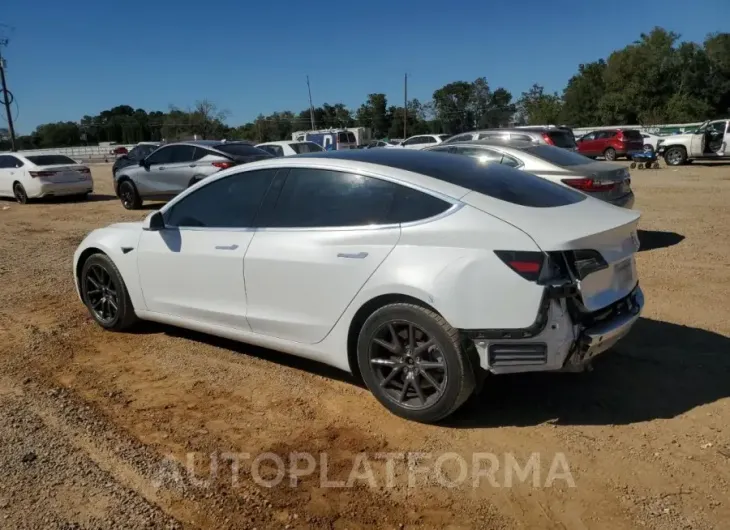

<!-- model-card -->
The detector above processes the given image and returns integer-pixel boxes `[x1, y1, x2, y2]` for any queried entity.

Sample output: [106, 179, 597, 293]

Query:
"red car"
[576, 129, 644, 161]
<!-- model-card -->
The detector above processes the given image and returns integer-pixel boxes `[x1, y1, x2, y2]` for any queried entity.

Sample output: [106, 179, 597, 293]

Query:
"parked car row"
[73, 148, 645, 423]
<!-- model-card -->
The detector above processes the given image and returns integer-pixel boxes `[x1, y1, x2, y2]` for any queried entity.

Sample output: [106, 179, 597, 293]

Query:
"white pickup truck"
[656, 119, 729, 166]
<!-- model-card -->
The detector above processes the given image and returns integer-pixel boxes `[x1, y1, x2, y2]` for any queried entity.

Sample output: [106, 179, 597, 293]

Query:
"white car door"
[244, 167, 401, 344]
[136, 168, 278, 329]
[0, 155, 13, 196]
[721, 120, 729, 156]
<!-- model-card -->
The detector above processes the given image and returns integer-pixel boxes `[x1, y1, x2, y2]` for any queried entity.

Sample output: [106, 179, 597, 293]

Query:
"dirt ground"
[0, 161, 728, 530]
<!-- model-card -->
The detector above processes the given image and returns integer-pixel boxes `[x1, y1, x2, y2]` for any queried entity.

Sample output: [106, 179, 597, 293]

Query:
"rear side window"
[216, 143, 270, 157]
[620, 130, 643, 140]
[26, 155, 77, 166]
[0, 155, 23, 168]
[525, 145, 593, 167]
[290, 142, 323, 154]
[164, 169, 277, 228]
[259, 145, 284, 157]
[387, 186, 451, 223]
[545, 130, 577, 148]
[261, 168, 398, 228]
[509, 134, 533, 142]
[167, 145, 196, 163]
[338, 132, 356, 143]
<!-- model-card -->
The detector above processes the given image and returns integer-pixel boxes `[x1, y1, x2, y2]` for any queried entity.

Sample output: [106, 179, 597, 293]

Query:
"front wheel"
[664, 146, 687, 166]
[118, 180, 142, 210]
[357, 303, 476, 423]
[603, 147, 617, 161]
[80, 253, 138, 331]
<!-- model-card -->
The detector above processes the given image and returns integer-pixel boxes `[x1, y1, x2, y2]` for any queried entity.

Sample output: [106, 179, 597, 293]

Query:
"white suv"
[657, 119, 729, 165]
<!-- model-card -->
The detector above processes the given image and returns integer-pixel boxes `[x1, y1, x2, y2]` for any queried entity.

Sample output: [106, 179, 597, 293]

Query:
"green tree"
[517, 84, 563, 125]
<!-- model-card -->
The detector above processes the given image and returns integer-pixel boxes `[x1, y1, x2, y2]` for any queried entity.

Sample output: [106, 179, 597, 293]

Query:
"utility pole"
[0, 38, 16, 151]
[403, 73, 408, 139]
[306, 75, 316, 130]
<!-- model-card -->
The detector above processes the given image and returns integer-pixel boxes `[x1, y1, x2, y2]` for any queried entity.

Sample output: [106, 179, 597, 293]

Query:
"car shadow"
[638, 229, 685, 252]
[446, 317, 730, 428]
[127, 317, 729, 427]
[126, 322, 361, 387]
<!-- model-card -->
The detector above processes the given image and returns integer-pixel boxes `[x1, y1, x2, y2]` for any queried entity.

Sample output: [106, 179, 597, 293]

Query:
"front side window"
[260, 168, 398, 228]
[404, 137, 423, 146]
[0, 155, 22, 168]
[164, 169, 277, 228]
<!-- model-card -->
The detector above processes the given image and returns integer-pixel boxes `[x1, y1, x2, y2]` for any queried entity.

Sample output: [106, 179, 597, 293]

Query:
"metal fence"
[0, 145, 136, 163]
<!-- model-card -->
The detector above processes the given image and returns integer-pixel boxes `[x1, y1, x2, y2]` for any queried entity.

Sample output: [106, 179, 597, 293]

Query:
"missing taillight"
[494, 250, 545, 282]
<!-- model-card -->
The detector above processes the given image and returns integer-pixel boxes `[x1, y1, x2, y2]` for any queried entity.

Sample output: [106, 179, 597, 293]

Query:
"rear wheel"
[357, 303, 475, 423]
[643, 144, 654, 154]
[80, 253, 138, 331]
[118, 180, 142, 210]
[664, 146, 687, 166]
[13, 183, 28, 204]
[603, 147, 617, 161]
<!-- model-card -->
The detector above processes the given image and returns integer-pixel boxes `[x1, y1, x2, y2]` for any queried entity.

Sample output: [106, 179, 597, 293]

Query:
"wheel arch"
[75, 246, 108, 291]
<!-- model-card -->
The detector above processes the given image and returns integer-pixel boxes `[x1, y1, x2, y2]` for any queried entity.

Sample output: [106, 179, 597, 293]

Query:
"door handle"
[158, 166, 166, 170]
[215, 244, 239, 251]
[337, 252, 368, 259]
[189, 164, 197, 167]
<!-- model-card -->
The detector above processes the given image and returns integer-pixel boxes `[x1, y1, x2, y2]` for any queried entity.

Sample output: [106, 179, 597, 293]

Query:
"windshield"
[26, 155, 78, 166]
[524, 145, 595, 166]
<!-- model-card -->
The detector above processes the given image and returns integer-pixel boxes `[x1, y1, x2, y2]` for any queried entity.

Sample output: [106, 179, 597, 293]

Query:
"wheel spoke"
[87, 276, 101, 290]
[413, 375, 427, 404]
[397, 379, 410, 402]
[419, 369, 441, 390]
[380, 365, 403, 387]
[408, 324, 415, 350]
[373, 338, 399, 354]
[107, 297, 118, 311]
[387, 323, 402, 353]
[419, 360, 445, 370]
[91, 298, 104, 310]
[371, 357, 397, 366]
[413, 339, 434, 356]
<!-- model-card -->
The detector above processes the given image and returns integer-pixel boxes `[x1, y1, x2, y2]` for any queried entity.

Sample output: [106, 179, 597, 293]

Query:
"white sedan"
[73, 149, 644, 423]
[0, 153, 93, 203]
[393, 134, 450, 150]
[255, 141, 323, 157]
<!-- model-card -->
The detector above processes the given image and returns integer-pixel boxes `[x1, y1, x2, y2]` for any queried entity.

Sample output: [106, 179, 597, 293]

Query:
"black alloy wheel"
[80, 254, 137, 330]
[357, 303, 476, 423]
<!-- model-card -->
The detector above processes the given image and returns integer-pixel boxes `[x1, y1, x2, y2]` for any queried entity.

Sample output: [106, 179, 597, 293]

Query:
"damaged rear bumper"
[463, 284, 644, 374]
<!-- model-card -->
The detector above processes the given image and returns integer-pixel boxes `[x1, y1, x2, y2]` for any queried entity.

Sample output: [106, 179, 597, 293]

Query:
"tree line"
[2, 27, 728, 151]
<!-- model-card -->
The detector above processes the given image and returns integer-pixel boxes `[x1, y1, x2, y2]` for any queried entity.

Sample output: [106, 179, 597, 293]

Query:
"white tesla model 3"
[73, 149, 644, 423]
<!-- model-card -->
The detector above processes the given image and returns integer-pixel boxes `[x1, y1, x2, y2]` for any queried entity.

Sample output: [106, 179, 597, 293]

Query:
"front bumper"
[467, 284, 644, 374]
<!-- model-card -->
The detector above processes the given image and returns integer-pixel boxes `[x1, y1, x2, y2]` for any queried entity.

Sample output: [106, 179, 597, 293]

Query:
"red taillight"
[541, 132, 555, 146]
[212, 161, 234, 169]
[561, 177, 616, 192]
[494, 251, 545, 282]
[29, 171, 57, 178]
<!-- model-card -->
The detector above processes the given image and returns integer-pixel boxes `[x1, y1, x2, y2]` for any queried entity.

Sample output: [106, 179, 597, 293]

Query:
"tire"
[13, 183, 28, 204]
[80, 253, 138, 331]
[357, 303, 476, 423]
[630, 162, 637, 169]
[643, 144, 654, 154]
[118, 180, 142, 210]
[664, 146, 687, 166]
[603, 147, 617, 161]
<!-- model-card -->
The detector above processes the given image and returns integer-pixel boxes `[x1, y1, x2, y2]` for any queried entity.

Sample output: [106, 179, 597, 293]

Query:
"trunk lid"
[462, 192, 641, 311]
[32, 165, 91, 183]
[562, 162, 632, 202]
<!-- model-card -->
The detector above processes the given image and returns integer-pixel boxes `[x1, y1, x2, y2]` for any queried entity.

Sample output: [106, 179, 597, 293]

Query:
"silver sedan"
[426, 140, 634, 208]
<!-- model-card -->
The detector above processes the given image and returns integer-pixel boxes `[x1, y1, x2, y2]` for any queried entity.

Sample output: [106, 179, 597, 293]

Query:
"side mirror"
[143, 211, 165, 231]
